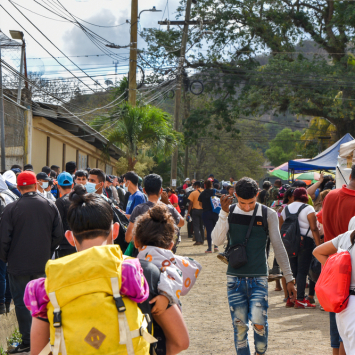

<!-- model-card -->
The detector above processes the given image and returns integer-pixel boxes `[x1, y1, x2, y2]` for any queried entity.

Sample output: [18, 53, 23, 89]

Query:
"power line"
[8, 0, 108, 91]
[1, 4, 98, 94]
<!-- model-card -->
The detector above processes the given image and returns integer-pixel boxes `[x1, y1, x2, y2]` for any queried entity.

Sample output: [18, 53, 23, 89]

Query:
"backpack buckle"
[53, 310, 62, 328]
[114, 296, 126, 312]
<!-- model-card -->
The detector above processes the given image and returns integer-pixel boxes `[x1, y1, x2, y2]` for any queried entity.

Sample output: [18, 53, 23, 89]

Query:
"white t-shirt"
[332, 232, 355, 288]
[281, 201, 315, 238]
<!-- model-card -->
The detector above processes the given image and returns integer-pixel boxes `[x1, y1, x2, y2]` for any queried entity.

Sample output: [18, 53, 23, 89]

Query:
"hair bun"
[149, 205, 169, 224]
[69, 184, 87, 204]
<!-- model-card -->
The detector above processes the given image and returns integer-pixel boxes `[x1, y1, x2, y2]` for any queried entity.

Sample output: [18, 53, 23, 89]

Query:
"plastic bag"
[315, 250, 352, 313]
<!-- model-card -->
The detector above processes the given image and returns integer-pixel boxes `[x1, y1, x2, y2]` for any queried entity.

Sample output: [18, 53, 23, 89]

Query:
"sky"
[1, 0, 181, 90]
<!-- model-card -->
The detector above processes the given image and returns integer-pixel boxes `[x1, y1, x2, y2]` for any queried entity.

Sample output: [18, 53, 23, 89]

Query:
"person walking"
[321, 165, 355, 355]
[257, 181, 272, 205]
[123, 171, 146, 219]
[279, 187, 320, 309]
[0, 171, 63, 354]
[125, 174, 184, 244]
[167, 188, 181, 213]
[55, 172, 75, 258]
[265, 179, 281, 207]
[186, 181, 204, 246]
[212, 177, 296, 355]
[199, 179, 219, 253]
[313, 217, 355, 355]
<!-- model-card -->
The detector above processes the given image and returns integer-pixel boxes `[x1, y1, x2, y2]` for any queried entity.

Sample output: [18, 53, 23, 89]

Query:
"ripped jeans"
[227, 276, 269, 355]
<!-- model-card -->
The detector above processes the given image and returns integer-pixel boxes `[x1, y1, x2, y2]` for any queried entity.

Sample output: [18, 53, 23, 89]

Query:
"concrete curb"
[0, 307, 18, 349]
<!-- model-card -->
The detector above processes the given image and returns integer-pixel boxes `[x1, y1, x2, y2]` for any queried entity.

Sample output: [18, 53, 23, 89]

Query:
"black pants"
[289, 236, 315, 300]
[191, 209, 204, 243]
[187, 220, 194, 238]
[309, 279, 315, 297]
[8, 273, 45, 345]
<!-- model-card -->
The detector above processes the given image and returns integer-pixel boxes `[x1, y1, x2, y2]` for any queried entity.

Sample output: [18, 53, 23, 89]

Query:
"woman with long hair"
[279, 187, 321, 309]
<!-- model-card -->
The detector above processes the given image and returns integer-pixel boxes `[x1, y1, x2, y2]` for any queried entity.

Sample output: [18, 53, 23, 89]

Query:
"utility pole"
[128, 0, 138, 106]
[169, 0, 193, 187]
[183, 89, 190, 178]
[0, 42, 5, 171]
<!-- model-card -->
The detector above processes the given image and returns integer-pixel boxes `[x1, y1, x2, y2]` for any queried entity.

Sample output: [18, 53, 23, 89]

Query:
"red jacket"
[322, 185, 355, 242]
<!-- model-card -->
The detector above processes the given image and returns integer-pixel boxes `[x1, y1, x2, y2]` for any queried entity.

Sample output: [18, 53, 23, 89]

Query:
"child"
[134, 204, 202, 311]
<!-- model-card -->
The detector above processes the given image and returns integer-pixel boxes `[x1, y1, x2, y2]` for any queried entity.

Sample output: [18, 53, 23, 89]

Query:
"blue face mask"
[86, 181, 97, 193]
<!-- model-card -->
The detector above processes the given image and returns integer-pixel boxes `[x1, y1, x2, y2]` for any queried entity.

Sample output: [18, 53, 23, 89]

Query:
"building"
[2, 88, 123, 173]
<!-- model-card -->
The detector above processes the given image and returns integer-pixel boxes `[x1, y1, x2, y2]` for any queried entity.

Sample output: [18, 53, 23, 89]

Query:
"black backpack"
[280, 204, 308, 258]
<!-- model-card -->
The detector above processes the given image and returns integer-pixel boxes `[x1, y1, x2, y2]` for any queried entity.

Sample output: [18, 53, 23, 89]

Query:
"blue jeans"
[0, 260, 11, 304]
[227, 276, 269, 355]
[202, 210, 218, 250]
[329, 312, 342, 348]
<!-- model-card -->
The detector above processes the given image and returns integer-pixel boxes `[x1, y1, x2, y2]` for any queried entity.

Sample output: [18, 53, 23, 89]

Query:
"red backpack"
[315, 247, 353, 313]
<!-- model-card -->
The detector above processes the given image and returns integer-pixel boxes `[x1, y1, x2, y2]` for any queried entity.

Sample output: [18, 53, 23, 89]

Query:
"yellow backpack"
[43, 245, 156, 355]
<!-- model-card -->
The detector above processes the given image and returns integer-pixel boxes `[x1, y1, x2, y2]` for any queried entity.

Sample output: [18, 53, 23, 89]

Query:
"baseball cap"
[222, 182, 230, 187]
[184, 178, 190, 182]
[17, 171, 37, 186]
[57, 172, 74, 187]
[11, 168, 21, 175]
[106, 175, 113, 183]
[36, 172, 51, 181]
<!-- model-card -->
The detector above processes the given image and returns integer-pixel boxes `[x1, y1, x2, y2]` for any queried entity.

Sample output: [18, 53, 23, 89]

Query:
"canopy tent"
[288, 133, 354, 171]
[269, 159, 308, 173]
[269, 169, 289, 180]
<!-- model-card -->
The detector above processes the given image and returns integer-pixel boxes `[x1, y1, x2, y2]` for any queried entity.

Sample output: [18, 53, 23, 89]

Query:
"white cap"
[184, 178, 190, 182]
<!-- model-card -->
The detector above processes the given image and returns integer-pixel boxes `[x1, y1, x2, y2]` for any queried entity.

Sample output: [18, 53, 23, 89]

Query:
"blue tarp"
[288, 133, 354, 171]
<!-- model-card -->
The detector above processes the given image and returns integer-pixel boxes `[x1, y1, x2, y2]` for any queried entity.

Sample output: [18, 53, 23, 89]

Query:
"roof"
[32, 102, 124, 160]
[288, 133, 354, 171]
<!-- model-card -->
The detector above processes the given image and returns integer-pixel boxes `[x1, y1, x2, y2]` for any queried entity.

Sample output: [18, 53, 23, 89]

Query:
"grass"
[6, 328, 22, 349]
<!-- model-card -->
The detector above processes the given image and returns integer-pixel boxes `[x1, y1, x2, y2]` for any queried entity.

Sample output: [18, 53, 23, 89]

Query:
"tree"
[140, 0, 355, 138]
[265, 129, 302, 166]
[90, 103, 181, 171]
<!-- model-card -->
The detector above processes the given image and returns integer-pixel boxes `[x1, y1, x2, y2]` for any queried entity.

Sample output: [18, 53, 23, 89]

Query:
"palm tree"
[91, 102, 181, 171]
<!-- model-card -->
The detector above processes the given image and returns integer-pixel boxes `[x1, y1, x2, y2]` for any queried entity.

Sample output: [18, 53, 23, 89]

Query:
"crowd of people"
[0, 161, 354, 355]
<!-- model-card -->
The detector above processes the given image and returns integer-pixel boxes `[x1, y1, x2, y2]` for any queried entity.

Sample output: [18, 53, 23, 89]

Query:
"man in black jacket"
[0, 171, 63, 354]
[55, 172, 75, 258]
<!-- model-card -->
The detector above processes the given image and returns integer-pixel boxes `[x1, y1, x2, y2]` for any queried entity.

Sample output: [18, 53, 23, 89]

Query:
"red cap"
[17, 171, 37, 186]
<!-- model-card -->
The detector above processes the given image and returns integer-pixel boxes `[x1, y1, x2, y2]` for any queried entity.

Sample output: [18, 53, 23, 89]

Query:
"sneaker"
[193, 242, 203, 246]
[8, 343, 30, 354]
[285, 298, 295, 308]
[217, 252, 229, 265]
[306, 296, 315, 304]
[294, 298, 316, 309]
[205, 249, 212, 253]
[214, 247, 219, 252]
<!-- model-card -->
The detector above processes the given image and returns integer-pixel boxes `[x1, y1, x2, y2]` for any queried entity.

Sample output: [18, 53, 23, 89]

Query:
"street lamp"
[10, 30, 27, 103]
[138, 6, 162, 19]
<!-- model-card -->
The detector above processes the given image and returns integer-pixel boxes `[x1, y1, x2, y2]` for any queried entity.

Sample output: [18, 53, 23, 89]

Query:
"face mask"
[124, 183, 129, 192]
[86, 181, 98, 193]
[41, 182, 49, 189]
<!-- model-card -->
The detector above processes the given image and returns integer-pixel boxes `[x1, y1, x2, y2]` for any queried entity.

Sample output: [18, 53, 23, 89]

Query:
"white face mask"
[124, 182, 129, 192]
[41, 181, 49, 189]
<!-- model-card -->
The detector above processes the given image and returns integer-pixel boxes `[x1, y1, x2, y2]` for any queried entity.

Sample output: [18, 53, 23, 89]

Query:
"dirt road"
[178, 234, 331, 355]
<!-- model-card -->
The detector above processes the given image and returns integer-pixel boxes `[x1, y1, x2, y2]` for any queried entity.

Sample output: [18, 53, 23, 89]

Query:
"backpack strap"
[296, 204, 309, 216]
[261, 205, 269, 235]
[285, 205, 290, 218]
[110, 277, 157, 354]
[243, 203, 259, 247]
[48, 292, 67, 355]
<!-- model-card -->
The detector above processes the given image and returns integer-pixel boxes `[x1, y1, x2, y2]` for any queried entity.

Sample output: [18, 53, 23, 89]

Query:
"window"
[78, 153, 88, 170]
[106, 164, 113, 175]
